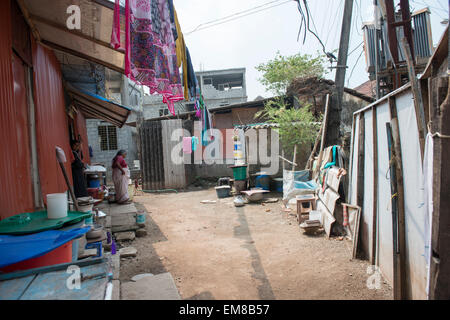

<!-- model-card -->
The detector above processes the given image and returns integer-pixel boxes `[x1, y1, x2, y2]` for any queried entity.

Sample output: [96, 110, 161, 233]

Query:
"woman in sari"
[112, 150, 131, 204]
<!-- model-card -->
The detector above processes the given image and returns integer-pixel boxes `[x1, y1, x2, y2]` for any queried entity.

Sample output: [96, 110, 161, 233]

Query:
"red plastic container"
[0, 241, 73, 273]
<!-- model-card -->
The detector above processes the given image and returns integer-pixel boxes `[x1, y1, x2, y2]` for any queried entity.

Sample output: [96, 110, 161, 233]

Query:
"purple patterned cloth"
[112, 0, 183, 115]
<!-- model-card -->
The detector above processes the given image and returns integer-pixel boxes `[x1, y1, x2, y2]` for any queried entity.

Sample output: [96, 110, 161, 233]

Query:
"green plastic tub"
[231, 165, 247, 181]
[0, 211, 93, 235]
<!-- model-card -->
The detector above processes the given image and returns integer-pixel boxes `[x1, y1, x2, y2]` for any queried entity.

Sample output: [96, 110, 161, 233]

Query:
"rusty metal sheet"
[0, 1, 35, 220]
[67, 84, 131, 128]
[32, 40, 74, 200]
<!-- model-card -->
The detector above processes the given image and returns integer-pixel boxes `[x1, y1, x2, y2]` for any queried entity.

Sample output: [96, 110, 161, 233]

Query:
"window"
[159, 108, 169, 117]
[98, 125, 118, 151]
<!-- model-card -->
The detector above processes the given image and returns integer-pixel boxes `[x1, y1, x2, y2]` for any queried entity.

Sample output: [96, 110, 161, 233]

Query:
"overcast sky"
[173, 0, 448, 100]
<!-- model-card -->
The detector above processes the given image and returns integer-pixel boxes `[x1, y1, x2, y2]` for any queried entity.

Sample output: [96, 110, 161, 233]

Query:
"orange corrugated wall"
[0, 0, 35, 219]
[32, 39, 73, 201]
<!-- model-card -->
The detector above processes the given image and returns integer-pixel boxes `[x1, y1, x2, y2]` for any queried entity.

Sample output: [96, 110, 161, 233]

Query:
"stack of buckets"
[232, 135, 247, 192]
[0, 193, 85, 273]
[234, 135, 245, 166]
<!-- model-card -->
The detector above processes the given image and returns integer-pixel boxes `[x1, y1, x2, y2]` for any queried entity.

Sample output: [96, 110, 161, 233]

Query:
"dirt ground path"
[120, 188, 392, 300]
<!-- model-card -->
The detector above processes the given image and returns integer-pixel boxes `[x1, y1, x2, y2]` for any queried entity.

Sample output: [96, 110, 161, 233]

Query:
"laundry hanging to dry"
[111, 0, 183, 115]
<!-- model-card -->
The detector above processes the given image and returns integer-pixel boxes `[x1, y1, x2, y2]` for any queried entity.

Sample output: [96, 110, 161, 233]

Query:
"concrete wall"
[142, 68, 248, 120]
[87, 119, 138, 182]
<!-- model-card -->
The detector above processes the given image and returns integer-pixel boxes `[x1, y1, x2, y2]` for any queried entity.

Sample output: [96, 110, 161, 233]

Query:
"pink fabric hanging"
[111, 0, 183, 115]
[183, 137, 192, 154]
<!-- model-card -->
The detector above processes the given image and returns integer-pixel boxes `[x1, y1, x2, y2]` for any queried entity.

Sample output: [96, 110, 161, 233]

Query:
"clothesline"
[110, 0, 206, 118]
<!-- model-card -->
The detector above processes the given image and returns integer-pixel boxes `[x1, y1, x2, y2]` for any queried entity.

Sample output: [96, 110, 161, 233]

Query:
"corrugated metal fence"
[140, 119, 194, 190]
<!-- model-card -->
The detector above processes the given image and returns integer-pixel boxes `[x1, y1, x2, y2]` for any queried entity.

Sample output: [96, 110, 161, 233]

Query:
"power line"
[296, 0, 337, 61]
[347, 48, 365, 87]
[348, 41, 363, 56]
[185, 0, 292, 35]
[325, 0, 344, 48]
[410, 0, 448, 20]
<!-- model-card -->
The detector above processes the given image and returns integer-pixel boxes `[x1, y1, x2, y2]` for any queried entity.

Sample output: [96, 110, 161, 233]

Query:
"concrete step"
[121, 273, 181, 300]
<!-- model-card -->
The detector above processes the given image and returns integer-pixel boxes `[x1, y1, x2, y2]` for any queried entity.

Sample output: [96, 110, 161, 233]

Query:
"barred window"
[98, 125, 118, 151]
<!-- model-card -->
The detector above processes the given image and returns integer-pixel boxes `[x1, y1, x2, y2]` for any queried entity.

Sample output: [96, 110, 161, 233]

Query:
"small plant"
[255, 97, 321, 153]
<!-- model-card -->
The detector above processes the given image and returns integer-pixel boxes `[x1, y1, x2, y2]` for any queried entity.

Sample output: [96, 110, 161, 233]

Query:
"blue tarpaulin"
[0, 228, 90, 268]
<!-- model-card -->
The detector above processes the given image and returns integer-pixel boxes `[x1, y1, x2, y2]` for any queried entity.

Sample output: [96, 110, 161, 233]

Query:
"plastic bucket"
[232, 166, 247, 181]
[88, 179, 101, 188]
[0, 241, 73, 273]
[46, 193, 68, 219]
[215, 186, 231, 198]
[136, 213, 146, 225]
[255, 174, 270, 190]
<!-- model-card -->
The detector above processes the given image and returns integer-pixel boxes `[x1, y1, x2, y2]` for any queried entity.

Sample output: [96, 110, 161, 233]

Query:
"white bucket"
[47, 193, 68, 219]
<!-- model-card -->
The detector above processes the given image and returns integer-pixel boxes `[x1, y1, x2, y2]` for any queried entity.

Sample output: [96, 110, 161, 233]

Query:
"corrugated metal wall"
[140, 120, 165, 190]
[32, 39, 73, 200]
[140, 119, 195, 190]
[0, 0, 35, 219]
[413, 11, 433, 58]
[161, 120, 186, 189]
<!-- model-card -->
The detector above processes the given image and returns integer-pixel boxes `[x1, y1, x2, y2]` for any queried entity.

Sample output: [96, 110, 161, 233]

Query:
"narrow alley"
[119, 189, 392, 300]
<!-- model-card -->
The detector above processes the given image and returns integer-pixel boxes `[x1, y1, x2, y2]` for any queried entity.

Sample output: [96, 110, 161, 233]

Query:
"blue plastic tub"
[88, 179, 101, 188]
[215, 186, 231, 198]
[255, 174, 270, 190]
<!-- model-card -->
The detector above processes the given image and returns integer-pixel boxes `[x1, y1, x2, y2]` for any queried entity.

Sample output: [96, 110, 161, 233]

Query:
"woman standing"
[112, 150, 131, 204]
[71, 140, 88, 198]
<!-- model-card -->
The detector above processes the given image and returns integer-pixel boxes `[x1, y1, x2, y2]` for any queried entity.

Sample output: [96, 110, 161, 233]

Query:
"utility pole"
[374, 0, 381, 99]
[326, 0, 354, 147]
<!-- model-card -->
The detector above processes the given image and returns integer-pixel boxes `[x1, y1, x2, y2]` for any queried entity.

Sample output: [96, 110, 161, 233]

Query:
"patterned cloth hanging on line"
[111, 0, 183, 115]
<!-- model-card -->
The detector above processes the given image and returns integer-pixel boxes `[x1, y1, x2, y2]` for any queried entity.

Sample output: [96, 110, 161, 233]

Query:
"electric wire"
[185, 0, 292, 35]
[346, 48, 365, 87]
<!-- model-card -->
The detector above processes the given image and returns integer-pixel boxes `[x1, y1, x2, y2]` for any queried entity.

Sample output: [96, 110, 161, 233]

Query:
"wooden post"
[388, 96, 407, 300]
[305, 126, 322, 170]
[306, 94, 330, 170]
[355, 113, 365, 259]
[429, 76, 450, 300]
[400, 38, 426, 159]
[291, 145, 297, 172]
[371, 107, 379, 265]
[356, 114, 365, 209]
[313, 94, 330, 178]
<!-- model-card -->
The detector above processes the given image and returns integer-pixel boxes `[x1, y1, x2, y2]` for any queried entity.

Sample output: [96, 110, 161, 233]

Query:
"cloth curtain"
[423, 132, 433, 298]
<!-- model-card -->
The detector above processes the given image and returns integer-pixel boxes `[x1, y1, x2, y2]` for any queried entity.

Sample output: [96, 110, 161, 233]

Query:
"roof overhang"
[21, 0, 125, 73]
[66, 84, 131, 128]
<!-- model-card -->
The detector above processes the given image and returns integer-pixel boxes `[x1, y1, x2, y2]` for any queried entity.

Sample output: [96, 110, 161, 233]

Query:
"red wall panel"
[32, 40, 73, 200]
[12, 54, 35, 212]
[0, 1, 34, 219]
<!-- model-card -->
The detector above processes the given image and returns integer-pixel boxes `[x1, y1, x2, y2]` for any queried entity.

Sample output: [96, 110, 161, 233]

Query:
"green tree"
[255, 52, 326, 161]
[255, 97, 321, 153]
[256, 51, 327, 95]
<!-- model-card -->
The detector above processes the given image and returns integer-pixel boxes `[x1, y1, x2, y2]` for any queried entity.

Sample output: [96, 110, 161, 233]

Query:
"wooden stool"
[296, 195, 317, 223]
